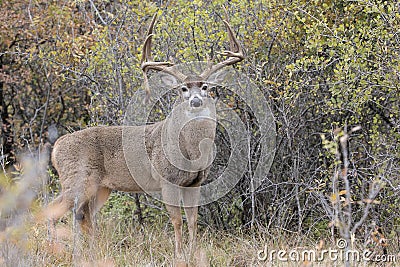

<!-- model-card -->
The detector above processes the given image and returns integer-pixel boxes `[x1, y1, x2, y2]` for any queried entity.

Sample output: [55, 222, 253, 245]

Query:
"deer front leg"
[162, 184, 186, 266]
[184, 206, 198, 259]
[183, 186, 200, 261]
[165, 204, 185, 266]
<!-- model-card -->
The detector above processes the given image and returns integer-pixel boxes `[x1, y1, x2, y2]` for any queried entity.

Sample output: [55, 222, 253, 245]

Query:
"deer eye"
[181, 86, 188, 92]
[201, 84, 208, 91]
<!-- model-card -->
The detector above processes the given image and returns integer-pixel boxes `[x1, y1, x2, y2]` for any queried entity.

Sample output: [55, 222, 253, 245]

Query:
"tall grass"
[3, 210, 398, 266]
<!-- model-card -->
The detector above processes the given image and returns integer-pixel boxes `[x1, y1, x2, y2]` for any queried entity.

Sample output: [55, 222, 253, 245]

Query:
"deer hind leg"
[76, 186, 111, 234]
[42, 189, 81, 231]
[76, 201, 92, 233]
[41, 190, 79, 242]
[43, 193, 74, 222]
[88, 187, 111, 231]
[92, 187, 111, 215]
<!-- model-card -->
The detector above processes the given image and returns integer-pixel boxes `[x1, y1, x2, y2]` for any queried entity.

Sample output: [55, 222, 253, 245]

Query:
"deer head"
[141, 14, 244, 108]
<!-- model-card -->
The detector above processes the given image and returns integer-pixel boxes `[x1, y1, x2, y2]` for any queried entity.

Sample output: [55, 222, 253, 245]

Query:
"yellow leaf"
[330, 193, 337, 203]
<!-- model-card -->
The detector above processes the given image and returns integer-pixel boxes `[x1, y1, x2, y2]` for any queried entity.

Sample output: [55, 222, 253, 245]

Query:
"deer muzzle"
[190, 96, 203, 108]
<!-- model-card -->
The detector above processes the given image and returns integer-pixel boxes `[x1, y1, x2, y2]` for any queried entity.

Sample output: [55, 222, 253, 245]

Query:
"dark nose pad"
[190, 97, 203, 107]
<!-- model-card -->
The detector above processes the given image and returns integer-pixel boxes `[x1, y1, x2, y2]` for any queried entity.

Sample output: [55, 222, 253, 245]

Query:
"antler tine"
[141, 13, 186, 97]
[200, 18, 244, 80]
[141, 14, 174, 71]
[141, 13, 157, 63]
[222, 6, 235, 51]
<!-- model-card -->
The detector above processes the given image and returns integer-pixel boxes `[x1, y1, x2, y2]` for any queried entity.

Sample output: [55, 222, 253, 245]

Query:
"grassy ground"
[23, 214, 265, 266]
[1, 209, 398, 267]
[0, 168, 398, 267]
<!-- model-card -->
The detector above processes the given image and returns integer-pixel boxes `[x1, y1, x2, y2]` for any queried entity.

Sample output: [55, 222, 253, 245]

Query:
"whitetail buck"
[44, 14, 243, 266]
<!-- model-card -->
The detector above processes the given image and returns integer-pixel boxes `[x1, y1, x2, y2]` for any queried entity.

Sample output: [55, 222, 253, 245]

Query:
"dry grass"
[2, 211, 398, 267]
[0, 199, 308, 267]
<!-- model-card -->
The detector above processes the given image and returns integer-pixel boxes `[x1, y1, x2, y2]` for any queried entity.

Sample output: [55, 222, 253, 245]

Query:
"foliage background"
[1, 0, 399, 264]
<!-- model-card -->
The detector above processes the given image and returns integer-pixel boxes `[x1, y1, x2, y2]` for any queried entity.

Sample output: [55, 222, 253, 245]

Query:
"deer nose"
[190, 97, 203, 107]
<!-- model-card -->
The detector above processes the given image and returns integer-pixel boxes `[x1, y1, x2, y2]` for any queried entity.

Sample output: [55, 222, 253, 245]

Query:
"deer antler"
[141, 14, 187, 96]
[199, 16, 244, 80]
[141, 13, 244, 95]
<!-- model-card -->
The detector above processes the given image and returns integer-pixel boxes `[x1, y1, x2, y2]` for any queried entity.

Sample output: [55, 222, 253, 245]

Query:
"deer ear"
[160, 74, 178, 87]
[207, 69, 228, 84]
